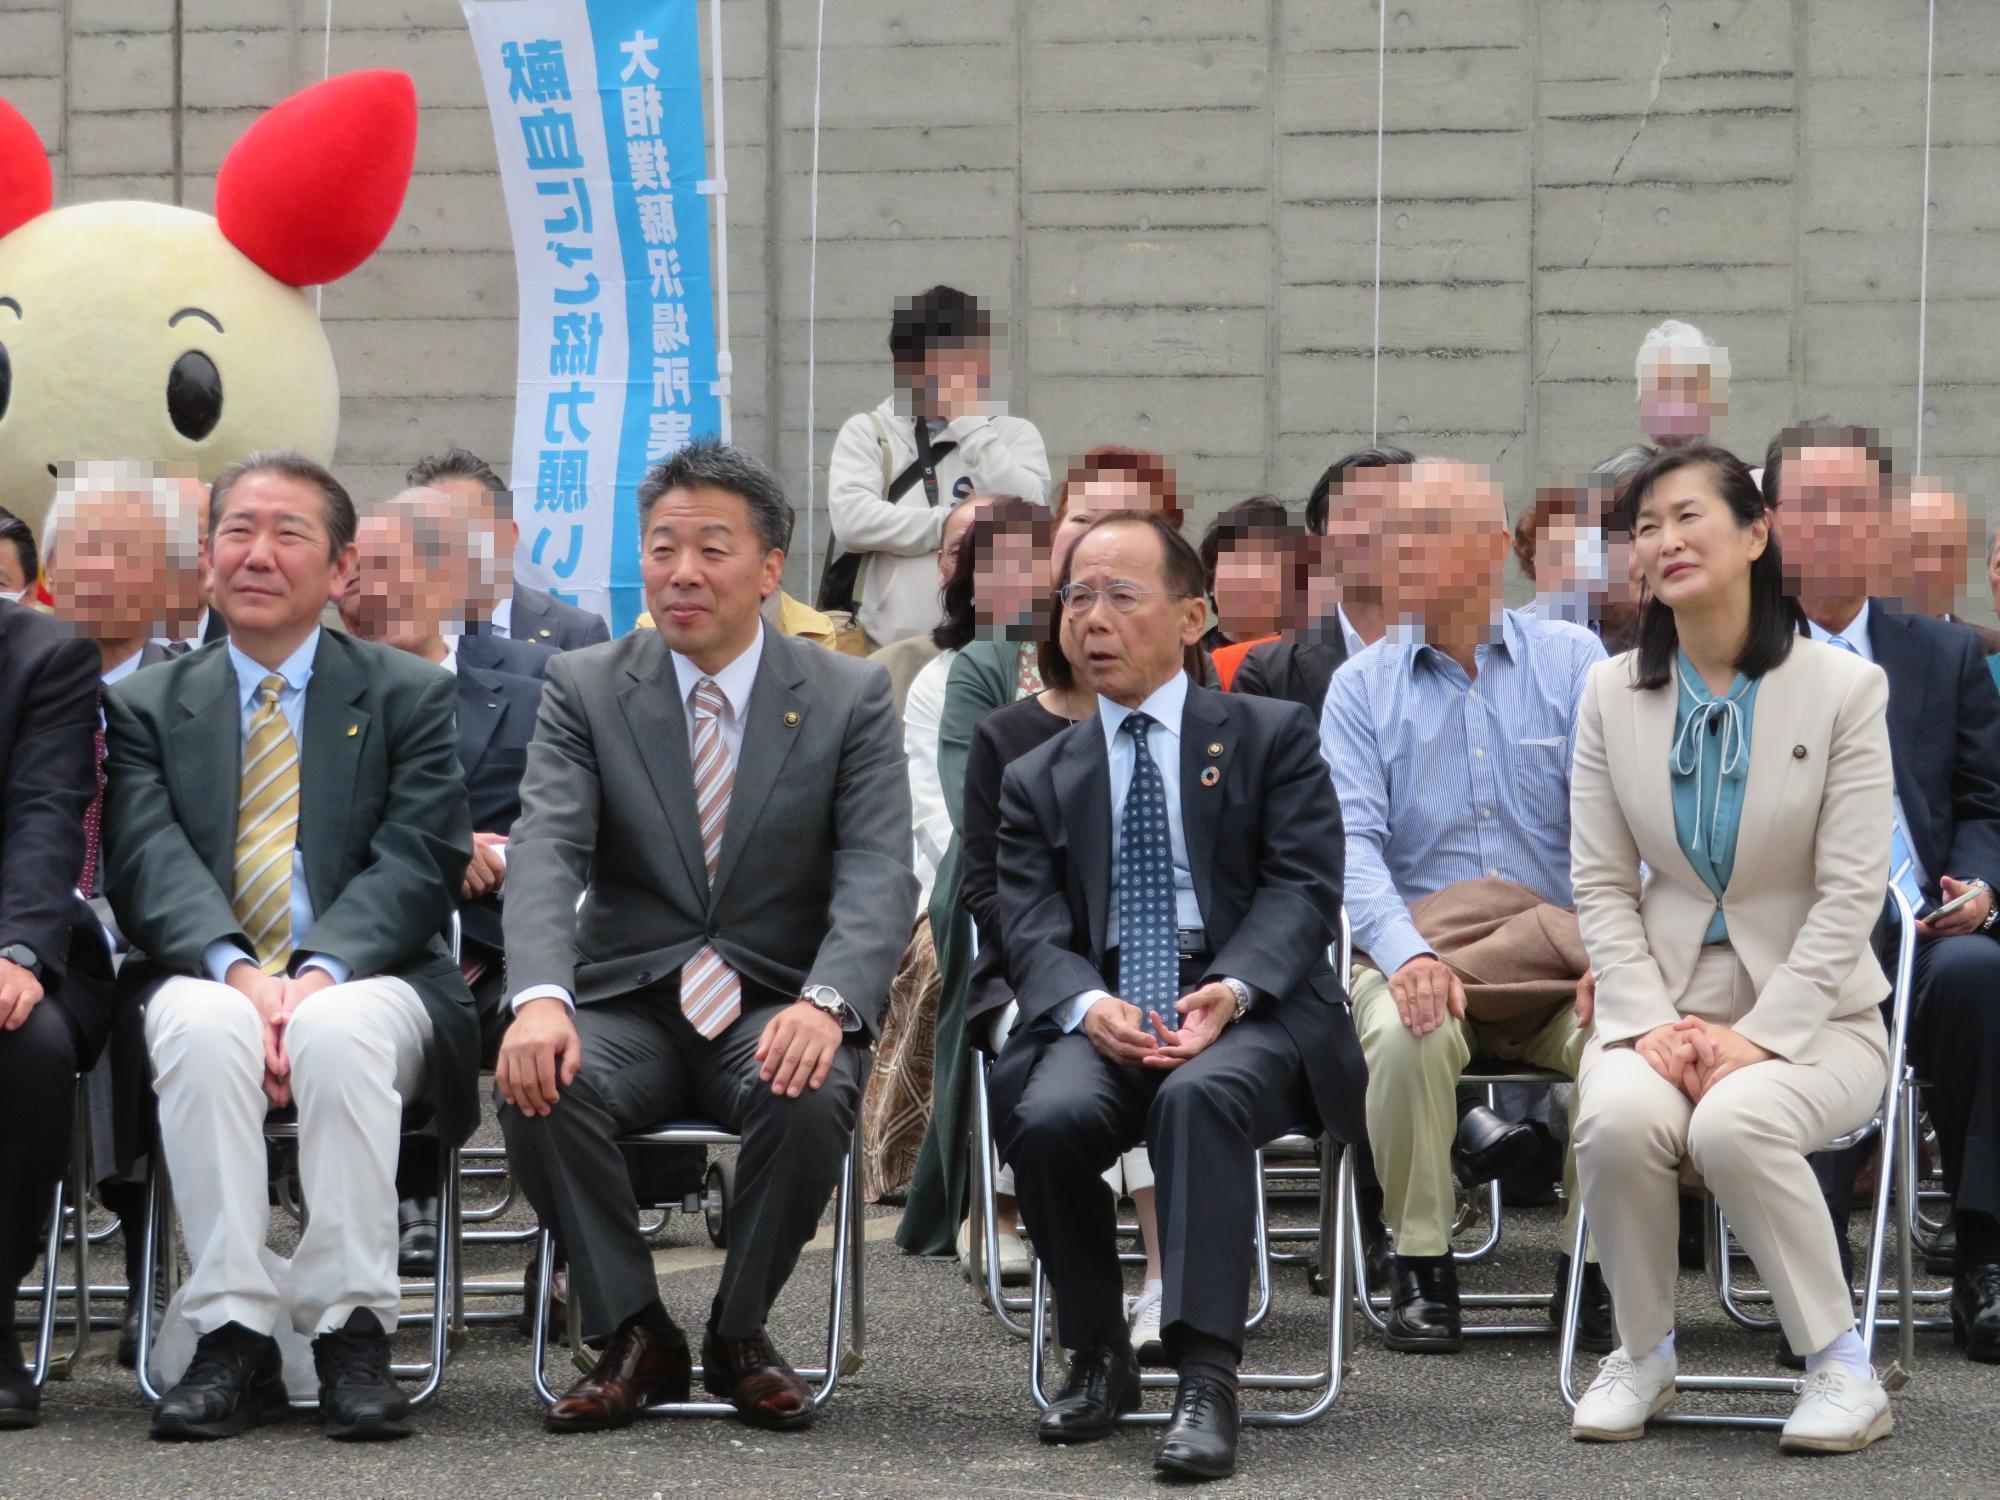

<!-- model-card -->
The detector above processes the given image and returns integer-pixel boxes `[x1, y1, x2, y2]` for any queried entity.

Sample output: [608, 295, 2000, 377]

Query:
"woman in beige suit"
[1565, 443, 1896, 1453]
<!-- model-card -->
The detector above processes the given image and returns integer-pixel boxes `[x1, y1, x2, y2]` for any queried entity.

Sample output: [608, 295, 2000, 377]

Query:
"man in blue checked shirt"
[1320, 458, 1614, 1356]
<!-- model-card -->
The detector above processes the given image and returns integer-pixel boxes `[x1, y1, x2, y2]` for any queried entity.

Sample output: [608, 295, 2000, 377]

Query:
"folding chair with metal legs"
[1026, 1136, 1353, 1425]
[1557, 886, 1920, 1428]
[18, 1089, 95, 1388]
[528, 1120, 865, 1417]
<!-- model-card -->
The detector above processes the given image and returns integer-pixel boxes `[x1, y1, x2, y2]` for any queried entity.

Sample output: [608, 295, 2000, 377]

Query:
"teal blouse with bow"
[1670, 651, 1760, 943]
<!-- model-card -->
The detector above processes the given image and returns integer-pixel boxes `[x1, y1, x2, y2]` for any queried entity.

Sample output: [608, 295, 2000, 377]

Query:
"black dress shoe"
[0, 1337, 39, 1431]
[1036, 1342, 1140, 1443]
[1499, 1123, 1562, 1207]
[1153, 1375, 1239, 1481]
[1951, 1261, 2000, 1363]
[312, 1309, 412, 1440]
[1926, 1215, 1958, 1278]
[1384, 1254, 1461, 1352]
[1451, 1105, 1541, 1189]
[152, 1322, 288, 1441]
[396, 1195, 440, 1278]
[1552, 1252, 1614, 1353]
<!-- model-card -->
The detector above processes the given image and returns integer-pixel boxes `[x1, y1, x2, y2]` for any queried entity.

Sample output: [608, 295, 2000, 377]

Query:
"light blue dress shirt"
[1319, 609, 1607, 977]
[1668, 651, 1759, 944]
[201, 629, 349, 986]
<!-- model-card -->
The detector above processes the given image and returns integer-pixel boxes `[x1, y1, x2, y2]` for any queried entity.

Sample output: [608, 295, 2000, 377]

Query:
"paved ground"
[9, 1132, 1998, 1500]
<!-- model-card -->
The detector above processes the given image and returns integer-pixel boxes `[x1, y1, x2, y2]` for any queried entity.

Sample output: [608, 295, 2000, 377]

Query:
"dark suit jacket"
[459, 630, 559, 681]
[507, 584, 610, 651]
[0, 601, 103, 1033]
[993, 681, 1365, 1142]
[1230, 633, 1348, 718]
[1860, 603, 2000, 900]
[457, 659, 543, 954]
[504, 627, 918, 1036]
[102, 632, 483, 1142]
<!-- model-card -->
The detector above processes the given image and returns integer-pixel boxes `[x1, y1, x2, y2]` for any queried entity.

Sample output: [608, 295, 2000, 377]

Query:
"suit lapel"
[297, 633, 369, 918]
[1727, 646, 1807, 892]
[1052, 721, 1113, 953]
[456, 663, 505, 780]
[1866, 603, 1931, 823]
[167, 646, 243, 886]
[1179, 685, 1230, 928]
[615, 635, 710, 900]
[711, 634, 809, 899]
[513, 584, 559, 645]
[1628, 665, 1707, 891]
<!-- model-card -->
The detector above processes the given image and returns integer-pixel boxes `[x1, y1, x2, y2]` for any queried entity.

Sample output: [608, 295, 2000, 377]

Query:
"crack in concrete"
[1577, 5, 1675, 275]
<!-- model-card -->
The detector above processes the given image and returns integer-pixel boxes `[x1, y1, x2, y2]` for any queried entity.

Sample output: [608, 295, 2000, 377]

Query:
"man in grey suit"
[497, 441, 916, 1434]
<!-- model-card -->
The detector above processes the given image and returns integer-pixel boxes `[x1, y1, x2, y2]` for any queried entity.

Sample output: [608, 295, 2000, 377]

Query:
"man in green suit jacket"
[104, 452, 475, 1444]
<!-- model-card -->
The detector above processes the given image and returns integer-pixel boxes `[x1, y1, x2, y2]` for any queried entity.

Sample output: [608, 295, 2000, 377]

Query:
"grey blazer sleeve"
[805, 664, 919, 1032]
[500, 653, 599, 1000]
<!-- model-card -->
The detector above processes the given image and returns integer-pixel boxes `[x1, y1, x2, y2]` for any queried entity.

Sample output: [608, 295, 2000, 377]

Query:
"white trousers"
[145, 975, 431, 1339]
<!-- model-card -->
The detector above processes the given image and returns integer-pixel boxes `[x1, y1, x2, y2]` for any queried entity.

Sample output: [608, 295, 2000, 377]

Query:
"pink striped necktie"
[679, 678, 742, 1038]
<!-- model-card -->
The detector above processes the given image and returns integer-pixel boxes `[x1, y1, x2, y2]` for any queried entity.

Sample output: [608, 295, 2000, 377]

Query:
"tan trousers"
[1352, 965, 1585, 1259]
[1573, 946, 1888, 1355]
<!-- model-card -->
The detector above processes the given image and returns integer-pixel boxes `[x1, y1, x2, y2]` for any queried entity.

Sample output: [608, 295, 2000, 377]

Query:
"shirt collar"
[1807, 599, 1872, 657]
[226, 627, 321, 710]
[102, 647, 145, 687]
[489, 596, 514, 639]
[1337, 603, 1366, 659]
[1405, 605, 1519, 677]
[670, 620, 766, 721]
[1097, 668, 1190, 753]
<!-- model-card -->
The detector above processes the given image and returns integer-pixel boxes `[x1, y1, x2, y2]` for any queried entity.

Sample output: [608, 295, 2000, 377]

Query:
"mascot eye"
[0, 341, 10, 423]
[166, 350, 222, 441]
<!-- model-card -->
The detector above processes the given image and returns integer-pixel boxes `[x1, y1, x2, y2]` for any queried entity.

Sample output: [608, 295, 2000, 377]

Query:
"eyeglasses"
[1055, 581, 1190, 617]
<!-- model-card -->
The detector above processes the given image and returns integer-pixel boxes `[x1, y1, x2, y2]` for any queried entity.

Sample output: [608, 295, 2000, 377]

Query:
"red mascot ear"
[216, 70, 417, 287]
[0, 96, 54, 240]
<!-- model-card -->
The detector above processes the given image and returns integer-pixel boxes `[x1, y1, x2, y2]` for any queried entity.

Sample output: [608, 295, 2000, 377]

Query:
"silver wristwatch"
[803, 984, 851, 1024]
[1219, 977, 1252, 1022]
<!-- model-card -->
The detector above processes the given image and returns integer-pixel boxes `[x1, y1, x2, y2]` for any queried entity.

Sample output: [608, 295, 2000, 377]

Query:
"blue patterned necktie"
[1827, 633, 1926, 909]
[1117, 712, 1179, 1037]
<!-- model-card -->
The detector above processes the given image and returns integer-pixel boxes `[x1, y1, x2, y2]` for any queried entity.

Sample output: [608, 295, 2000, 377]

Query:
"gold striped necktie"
[232, 673, 300, 975]
[679, 678, 742, 1038]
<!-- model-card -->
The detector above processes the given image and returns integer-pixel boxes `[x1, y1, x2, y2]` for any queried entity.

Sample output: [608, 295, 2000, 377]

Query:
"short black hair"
[636, 440, 793, 555]
[888, 285, 990, 366]
[1305, 445, 1415, 535]
[0, 504, 36, 587]
[210, 450, 357, 559]
[408, 446, 511, 521]
[1761, 419, 1892, 511]
[1620, 442, 1798, 691]
[1198, 496, 1292, 591]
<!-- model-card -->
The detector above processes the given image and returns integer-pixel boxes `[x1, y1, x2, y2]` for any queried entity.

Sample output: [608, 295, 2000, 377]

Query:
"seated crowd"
[3, 299, 1999, 1484]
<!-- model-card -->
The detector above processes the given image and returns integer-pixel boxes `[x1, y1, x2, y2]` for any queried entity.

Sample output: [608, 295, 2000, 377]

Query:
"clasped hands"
[1633, 1015, 1772, 1102]
[1081, 982, 1239, 1070]
[226, 960, 337, 1108]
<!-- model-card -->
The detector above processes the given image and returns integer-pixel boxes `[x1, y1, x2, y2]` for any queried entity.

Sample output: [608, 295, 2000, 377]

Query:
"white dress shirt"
[200, 629, 349, 986]
[101, 647, 146, 691]
[903, 648, 957, 908]
[1337, 603, 1368, 661]
[488, 596, 514, 641]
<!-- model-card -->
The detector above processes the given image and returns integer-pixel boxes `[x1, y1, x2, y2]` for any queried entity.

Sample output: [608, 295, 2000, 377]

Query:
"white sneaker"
[1780, 1365, 1893, 1454]
[1129, 1280, 1165, 1365]
[1570, 1347, 1676, 1441]
[993, 1227, 1031, 1287]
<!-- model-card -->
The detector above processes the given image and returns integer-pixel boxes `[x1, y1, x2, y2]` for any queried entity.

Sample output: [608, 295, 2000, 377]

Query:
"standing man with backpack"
[825, 286, 1050, 650]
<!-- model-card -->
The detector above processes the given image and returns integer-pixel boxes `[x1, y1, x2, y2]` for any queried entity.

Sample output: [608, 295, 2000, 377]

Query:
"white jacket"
[826, 397, 1050, 646]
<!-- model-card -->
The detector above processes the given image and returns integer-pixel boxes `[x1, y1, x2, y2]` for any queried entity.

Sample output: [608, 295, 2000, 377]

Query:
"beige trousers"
[1573, 946, 1888, 1355]
[1351, 965, 1585, 1259]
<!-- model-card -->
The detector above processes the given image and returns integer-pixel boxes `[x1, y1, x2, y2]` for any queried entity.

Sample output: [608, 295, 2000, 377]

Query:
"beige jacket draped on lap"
[1569, 636, 1894, 1060]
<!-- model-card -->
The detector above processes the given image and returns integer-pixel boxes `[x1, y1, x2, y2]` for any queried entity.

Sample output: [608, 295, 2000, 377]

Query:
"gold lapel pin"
[346, 724, 359, 737]
[1792, 744, 1807, 759]
[538, 627, 553, 639]
[1207, 741, 1224, 757]
[784, 710, 800, 727]
[1200, 766, 1221, 788]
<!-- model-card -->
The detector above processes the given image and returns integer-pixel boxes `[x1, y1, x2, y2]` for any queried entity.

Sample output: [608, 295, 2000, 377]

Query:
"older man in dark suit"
[0, 599, 102, 1427]
[497, 442, 915, 1434]
[105, 452, 476, 1443]
[994, 511, 1362, 1482]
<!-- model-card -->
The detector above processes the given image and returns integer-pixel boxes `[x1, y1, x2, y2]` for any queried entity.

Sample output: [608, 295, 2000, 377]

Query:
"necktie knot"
[692, 678, 727, 721]
[1828, 635, 1859, 655]
[256, 673, 285, 708]
[1122, 711, 1154, 747]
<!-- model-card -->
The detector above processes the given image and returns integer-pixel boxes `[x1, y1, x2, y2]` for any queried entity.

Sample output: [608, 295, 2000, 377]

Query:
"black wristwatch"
[0, 943, 41, 978]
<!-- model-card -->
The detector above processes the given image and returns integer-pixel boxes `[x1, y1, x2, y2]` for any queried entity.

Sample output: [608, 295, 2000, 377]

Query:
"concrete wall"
[5, 0, 1995, 605]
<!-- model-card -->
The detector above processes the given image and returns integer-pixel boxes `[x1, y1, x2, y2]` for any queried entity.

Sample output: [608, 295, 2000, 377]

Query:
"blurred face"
[640, 484, 782, 671]
[1632, 464, 1766, 615]
[1059, 523, 1205, 708]
[432, 473, 514, 603]
[903, 339, 990, 417]
[1379, 462, 1508, 631]
[1301, 535, 1342, 625]
[1212, 537, 1289, 639]
[1323, 466, 1399, 597]
[1638, 356, 1720, 446]
[1532, 514, 1609, 600]
[211, 472, 354, 641]
[1772, 445, 1887, 600]
[937, 497, 985, 587]
[1907, 485, 1970, 616]
[973, 523, 1048, 632]
[61, 495, 178, 641]
[1055, 473, 1159, 572]
[342, 514, 455, 650]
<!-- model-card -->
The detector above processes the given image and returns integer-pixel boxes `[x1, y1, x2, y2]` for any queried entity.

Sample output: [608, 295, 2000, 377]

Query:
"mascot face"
[0, 71, 416, 532]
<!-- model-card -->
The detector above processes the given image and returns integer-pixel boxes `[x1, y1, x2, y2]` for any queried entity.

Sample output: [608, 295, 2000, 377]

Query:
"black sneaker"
[311, 1309, 412, 1441]
[151, 1322, 288, 1441]
[0, 1332, 39, 1430]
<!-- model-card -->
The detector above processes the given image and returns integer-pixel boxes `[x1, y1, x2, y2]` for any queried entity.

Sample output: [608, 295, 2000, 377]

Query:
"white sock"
[1805, 1327, 1870, 1380]
[1649, 1331, 1675, 1362]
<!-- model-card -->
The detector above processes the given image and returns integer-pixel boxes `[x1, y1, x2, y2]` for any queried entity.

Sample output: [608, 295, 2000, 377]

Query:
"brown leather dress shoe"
[545, 1318, 693, 1432]
[701, 1326, 814, 1431]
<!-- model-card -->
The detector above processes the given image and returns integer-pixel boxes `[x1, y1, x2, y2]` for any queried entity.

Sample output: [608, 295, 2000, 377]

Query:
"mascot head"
[0, 71, 417, 536]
